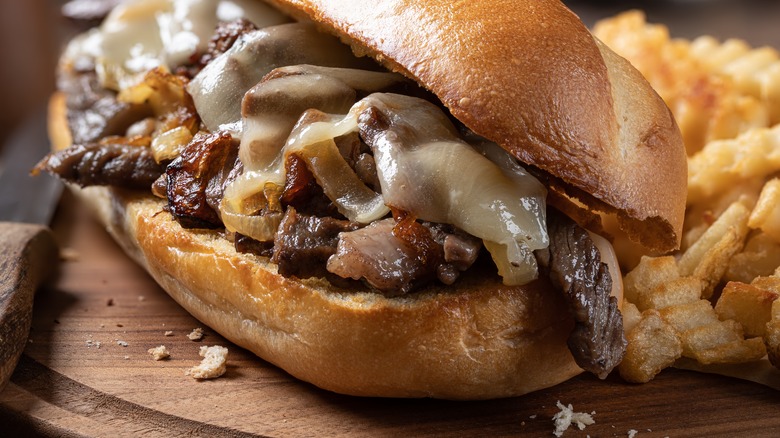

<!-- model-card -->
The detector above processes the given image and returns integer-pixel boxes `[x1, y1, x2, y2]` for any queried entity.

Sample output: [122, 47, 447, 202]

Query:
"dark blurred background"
[1, 0, 779, 150]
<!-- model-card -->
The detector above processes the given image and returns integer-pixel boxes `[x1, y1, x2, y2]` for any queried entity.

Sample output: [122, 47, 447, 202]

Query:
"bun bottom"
[50, 94, 583, 400]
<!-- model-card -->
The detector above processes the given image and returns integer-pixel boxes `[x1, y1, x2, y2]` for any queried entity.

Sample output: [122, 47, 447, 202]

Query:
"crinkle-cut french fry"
[636, 277, 702, 312]
[688, 125, 780, 204]
[659, 300, 719, 333]
[622, 301, 642, 334]
[691, 36, 780, 125]
[725, 232, 780, 283]
[694, 226, 748, 299]
[618, 310, 682, 383]
[690, 36, 751, 71]
[622, 256, 679, 305]
[715, 281, 779, 337]
[751, 275, 780, 294]
[680, 319, 743, 358]
[678, 202, 749, 276]
[677, 202, 750, 297]
[748, 178, 780, 242]
[689, 337, 767, 365]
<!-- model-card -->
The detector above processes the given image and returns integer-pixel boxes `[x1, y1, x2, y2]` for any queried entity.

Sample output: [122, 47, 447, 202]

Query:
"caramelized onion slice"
[291, 142, 388, 223]
[224, 67, 406, 220]
[227, 90, 548, 286]
[221, 204, 283, 242]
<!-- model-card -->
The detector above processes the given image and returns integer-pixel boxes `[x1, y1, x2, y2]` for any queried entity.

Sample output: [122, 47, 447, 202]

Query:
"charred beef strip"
[235, 233, 275, 258]
[59, 69, 152, 145]
[36, 141, 163, 190]
[535, 209, 626, 379]
[165, 131, 240, 229]
[271, 207, 360, 279]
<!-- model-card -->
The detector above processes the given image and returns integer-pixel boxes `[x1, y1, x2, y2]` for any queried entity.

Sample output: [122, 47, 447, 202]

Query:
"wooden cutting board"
[1, 191, 778, 437]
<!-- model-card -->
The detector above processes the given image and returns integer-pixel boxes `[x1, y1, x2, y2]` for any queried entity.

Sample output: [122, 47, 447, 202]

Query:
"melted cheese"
[64, 0, 289, 90]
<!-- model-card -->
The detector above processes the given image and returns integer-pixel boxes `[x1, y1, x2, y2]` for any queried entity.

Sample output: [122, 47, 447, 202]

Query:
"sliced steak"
[535, 209, 626, 379]
[59, 70, 151, 144]
[327, 219, 425, 296]
[271, 207, 359, 279]
[36, 142, 162, 190]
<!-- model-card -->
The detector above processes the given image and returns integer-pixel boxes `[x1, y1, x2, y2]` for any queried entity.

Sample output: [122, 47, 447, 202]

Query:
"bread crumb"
[60, 247, 80, 261]
[186, 345, 228, 379]
[86, 339, 102, 349]
[552, 401, 595, 437]
[138, 295, 146, 301]
[164, 330, 174, 336]
[187, 327, 204, 341]
[628, 430, 638, 438]
[116, 340, 128, 347]
[148, 345, 170, 360]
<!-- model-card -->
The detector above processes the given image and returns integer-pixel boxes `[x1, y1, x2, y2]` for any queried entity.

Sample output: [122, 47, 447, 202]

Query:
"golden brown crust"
[267, 0, 687, 252]
[48, 94, 583, 399]
[46, 0, 687, 398]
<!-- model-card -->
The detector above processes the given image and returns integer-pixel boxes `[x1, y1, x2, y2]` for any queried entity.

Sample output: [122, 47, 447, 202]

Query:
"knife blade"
[0, 108, 62, 392]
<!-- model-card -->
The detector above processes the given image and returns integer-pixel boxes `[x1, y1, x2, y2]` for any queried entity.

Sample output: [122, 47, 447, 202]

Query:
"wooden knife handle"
[0, 222, 58, 392]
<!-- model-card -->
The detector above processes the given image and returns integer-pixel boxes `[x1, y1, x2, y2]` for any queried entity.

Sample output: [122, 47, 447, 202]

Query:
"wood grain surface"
[1, 2, 780, 436]
[0, 191, 777, 437]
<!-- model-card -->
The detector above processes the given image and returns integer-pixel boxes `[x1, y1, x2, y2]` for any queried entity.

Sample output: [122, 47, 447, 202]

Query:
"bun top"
[267, 0, 686, 252]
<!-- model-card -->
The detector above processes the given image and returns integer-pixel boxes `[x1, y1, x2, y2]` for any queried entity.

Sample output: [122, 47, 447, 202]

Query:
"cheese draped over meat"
[62, 0, 551, 287]
[225, 87, 549, 285]
[62, 0, 289, 90]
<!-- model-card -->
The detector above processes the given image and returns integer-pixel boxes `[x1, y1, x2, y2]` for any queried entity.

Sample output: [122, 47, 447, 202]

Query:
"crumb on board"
[186, 345, 228, 379]
[628, 430, 638, 438]
[138, 295, 146, 301]
[552, 401, 595, 437]
[187, 327, 205, 341]
[107, 298, 114, 306]
[116, 340, 128, 347]
[164, 330, 174, 336]
[59, 247, 80, 262]
[86, 339, 102, 349]
[148, 345, 170, 361]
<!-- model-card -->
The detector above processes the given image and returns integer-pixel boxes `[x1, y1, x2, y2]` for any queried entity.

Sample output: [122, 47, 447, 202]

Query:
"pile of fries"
[594, 11, 780, 382]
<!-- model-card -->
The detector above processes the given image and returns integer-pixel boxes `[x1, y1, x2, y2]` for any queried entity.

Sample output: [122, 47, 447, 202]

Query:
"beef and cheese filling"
[39, 0, 626, 377]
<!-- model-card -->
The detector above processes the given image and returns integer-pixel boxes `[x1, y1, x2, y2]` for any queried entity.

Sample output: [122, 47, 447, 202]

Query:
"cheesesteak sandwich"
[38, 0, 686, 399]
